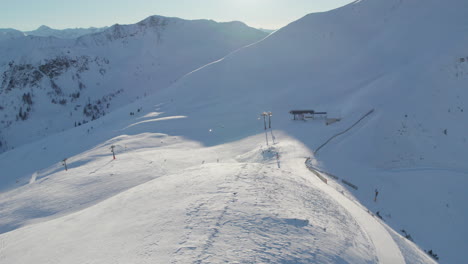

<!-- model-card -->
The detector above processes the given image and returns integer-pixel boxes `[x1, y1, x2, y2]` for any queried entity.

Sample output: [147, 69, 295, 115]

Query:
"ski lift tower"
[268, 112, 272, 129]
[261, 112, 268, 130]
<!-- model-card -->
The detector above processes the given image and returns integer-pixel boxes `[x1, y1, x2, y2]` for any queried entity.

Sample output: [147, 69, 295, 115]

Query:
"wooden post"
[111, 145, 116, 160]
[62, 158, 68, 171]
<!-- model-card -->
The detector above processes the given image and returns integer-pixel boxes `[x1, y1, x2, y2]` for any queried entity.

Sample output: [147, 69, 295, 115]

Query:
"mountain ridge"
[24, 24, 108, 39]
[0, 15, 268, 153]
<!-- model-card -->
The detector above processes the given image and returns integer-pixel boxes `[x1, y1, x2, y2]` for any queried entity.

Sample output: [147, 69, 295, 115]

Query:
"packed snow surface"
[0, 126, 433, 263]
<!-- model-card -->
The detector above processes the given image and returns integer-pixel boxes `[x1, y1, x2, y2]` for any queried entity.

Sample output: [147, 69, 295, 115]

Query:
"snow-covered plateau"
[1, 0, 467, 263]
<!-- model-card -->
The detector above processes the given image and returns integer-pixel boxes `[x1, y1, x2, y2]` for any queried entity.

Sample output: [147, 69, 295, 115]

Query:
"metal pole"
[261, 112, 269, 145]
[268, 112, 272, 129]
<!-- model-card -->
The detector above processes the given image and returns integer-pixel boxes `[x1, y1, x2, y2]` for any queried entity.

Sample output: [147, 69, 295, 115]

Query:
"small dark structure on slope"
[290, 110, 327, 120]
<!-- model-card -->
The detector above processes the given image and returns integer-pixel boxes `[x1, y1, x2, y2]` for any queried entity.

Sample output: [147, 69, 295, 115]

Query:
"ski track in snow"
[304, 163, 405, 264]
[173, 163, 260, 264]
[168, 150, 378, 263]
[0, 132, 419, 263]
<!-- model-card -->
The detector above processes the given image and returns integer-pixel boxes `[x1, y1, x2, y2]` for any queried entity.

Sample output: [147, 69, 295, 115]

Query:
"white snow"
[1, 0, 466, 263]
[0, 28, 25, 42]
[311, 169, 405, 264]
[0, 129, 429, 263]
[0, 15, 268, 152]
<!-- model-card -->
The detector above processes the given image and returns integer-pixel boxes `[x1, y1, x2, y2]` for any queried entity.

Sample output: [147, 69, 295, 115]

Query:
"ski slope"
[313, 171, 405, 264]
[1, 0, 466, 262]
[0, 128, 435, 263]
[300, 161, 403, 263]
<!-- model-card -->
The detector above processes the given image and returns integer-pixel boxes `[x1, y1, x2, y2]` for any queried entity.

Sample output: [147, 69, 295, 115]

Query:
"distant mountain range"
[0, 15, 268, 152]
[24, 25, 109, 39]
[0, 26, 108, 41]
[0, 24, 276, 41]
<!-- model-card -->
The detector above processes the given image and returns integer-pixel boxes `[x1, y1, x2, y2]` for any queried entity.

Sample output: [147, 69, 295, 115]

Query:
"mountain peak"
[37, 25, 52, 31]
[136, 15, 175, 28]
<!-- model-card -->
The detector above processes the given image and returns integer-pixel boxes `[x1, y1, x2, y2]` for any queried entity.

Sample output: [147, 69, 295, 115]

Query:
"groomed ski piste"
[0, 119, 433, 263]
[1, 0, 468, 263]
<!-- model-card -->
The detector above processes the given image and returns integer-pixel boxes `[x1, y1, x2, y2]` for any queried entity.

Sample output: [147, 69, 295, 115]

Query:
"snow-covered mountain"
[0, 15, 268, 152]
[144, 0, 467, 261]
[0, 0, 466, 263]
[24, 25, 108, 39]
[0, 28, 25, 42]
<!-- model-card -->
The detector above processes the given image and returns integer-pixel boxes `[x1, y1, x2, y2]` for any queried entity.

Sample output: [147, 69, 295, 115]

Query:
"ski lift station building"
[290, 110, 327, 120]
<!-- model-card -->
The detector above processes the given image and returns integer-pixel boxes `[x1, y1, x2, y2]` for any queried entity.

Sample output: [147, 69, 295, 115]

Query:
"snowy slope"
[0, 119, 435, 263]
[0, 15, 268, 152]
[24, 25, 108, 39]
[0, 0, 466, 263]
[0, 28, 25, 42]
[118, 0, 467, 261]
[139, 1, 466, 261]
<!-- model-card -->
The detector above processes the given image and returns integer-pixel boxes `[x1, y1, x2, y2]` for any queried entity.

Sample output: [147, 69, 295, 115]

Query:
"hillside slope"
[0, 123, 435, 263]
[127, 0, 466, 262]
[0, 15, 268, 152]
[0, 28, 25, 42]
[0, 0, 466, 263]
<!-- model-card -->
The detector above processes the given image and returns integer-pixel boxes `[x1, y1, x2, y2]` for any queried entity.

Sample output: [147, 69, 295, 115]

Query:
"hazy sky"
[0, 0, 355, 31]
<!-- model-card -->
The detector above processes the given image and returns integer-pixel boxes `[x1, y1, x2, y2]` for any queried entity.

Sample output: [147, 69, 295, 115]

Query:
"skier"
[374, 189, 379, 202]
